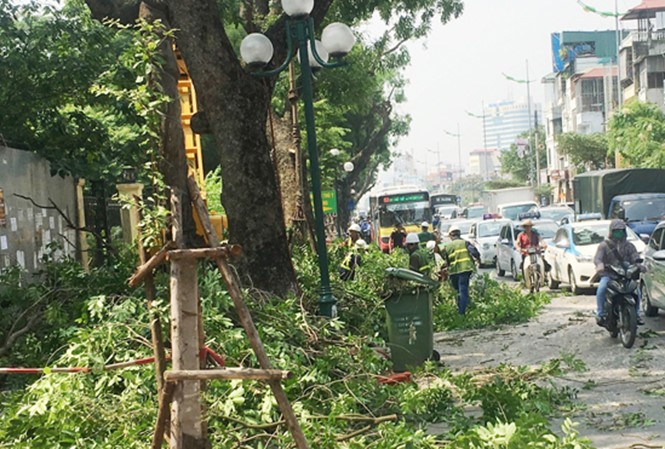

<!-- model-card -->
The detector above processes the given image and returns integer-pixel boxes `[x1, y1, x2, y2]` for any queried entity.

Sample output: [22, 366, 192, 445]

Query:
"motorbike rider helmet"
[448, 225, 461, 236]
[609, 219, 627, 240]
[421, 221, 429, 229]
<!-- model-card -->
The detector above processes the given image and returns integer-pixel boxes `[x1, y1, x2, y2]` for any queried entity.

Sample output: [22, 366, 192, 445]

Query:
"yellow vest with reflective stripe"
[445, 239, 475, 275]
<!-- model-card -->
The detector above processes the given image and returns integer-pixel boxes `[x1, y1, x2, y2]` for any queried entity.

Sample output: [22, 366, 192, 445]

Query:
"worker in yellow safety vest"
[441, 225, 480, 315]
[339, 239, 367, 281]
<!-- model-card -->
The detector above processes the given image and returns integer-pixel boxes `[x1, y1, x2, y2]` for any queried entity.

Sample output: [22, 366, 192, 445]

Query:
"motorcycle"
[523, 247, 544, 293]
[600, 263, 641, 349]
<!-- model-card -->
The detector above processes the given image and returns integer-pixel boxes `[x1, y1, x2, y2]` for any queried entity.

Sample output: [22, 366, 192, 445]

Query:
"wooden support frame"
[186, 175, 310, 449]
[166, 245, 242, 261]
[165, 368, 291, 382]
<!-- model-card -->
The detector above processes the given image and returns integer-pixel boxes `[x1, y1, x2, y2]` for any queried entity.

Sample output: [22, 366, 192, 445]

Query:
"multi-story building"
[619, 1, 665, 111]
[485, 100, 542, 153]
[468, 149, 500, 179]
[543, 30, 621, 202]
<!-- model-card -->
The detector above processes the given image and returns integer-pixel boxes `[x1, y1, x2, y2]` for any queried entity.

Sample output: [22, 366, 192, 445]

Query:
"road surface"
[434, 267, 665, 449]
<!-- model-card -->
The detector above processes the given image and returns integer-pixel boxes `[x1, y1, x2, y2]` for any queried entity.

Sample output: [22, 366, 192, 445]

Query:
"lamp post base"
[318, 291, 337, 318]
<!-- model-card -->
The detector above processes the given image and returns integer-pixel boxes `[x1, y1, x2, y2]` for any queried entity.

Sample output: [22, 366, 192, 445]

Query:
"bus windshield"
[380, 201, 431, 227]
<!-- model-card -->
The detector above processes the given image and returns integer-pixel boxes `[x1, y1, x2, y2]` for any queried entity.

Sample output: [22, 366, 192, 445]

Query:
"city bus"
[430, 193, 458, 214]
[370, 186, 431, 252]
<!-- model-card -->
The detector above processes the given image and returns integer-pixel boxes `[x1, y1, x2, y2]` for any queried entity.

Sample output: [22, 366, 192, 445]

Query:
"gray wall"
[0, 146, 78, 272]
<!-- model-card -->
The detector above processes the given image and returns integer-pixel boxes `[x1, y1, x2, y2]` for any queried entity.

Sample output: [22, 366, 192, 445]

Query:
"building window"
[647, 72, 665, 88]
[580, 78, 604, 112]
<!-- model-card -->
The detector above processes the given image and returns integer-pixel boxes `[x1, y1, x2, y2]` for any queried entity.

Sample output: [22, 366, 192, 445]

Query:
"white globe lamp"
[240, 33, 274, 67]
[322, 23, 356, 58]
[281, 0, 314, 17]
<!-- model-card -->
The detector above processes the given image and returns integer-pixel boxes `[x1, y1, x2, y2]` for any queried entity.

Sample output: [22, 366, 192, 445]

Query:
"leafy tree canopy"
[608, 100, 665, 168]
[0, 0, 156, 182]
[556, 132, 610, 172]
[499, 126, 546, 184]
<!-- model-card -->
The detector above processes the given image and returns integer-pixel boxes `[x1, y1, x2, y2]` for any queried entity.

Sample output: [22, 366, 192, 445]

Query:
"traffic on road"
[354, 169, 665, 351]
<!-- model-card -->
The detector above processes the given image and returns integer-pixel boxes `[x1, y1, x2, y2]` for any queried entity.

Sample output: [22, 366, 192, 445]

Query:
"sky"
[367, 0, 639, 183]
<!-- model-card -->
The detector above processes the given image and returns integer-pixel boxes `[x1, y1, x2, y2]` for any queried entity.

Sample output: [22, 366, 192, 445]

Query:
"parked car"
[544, 220, 646, 294]
[468, 218, 510, 267]
[640, 221, 665, 317]
[538, 206, 574, 225]
[495, 219, 558, 281]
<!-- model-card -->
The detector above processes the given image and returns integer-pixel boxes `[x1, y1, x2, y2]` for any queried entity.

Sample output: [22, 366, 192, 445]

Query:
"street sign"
[311, 190, 337, 214]
[516, 138, 528, 158]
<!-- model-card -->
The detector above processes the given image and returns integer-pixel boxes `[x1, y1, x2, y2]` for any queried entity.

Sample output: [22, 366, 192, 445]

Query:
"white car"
[468, 218, 510, 267]
[495, 219, 559, 281]
[439, 219, 475, 242]
[544, 220, 646, 294]
[497, 201, 539, 221]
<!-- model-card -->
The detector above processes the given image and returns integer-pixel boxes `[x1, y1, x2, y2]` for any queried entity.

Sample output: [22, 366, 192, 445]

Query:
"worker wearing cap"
[418, 221, 435, 245]
[406, 232, 432, 276]
[442, 225, 480, 315]
[339, 239, 367, 281]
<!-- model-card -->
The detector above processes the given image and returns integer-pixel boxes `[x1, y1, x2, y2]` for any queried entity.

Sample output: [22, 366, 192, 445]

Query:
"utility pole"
[482, 101, 488, 180]
[615, 0, 623, 109]
[526, 60, 536, 186]
[457, 123, 462, 180]
[534, 110, 541, 187]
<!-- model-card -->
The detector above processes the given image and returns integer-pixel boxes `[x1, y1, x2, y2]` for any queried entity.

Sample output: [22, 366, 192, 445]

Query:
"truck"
[573, 168, 665, 237]
[481, 187, 536, 218]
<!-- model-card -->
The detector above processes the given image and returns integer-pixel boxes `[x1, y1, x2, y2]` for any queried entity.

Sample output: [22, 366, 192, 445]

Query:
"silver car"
[468, 219, 510, 267]
[641, 221, 665, 316]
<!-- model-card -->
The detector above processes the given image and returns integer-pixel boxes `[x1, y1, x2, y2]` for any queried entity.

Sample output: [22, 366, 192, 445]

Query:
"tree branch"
[13, 194, 118, 257]
[0, 313, 41, 357]
[380, 37, 409, 58]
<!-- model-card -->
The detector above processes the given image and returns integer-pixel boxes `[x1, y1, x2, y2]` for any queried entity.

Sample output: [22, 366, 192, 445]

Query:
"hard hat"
[426, 240, 436, 251]
[448, 225, 461, 235]
[348, 223, 361, 233]
[405, 233, 420, 244]
[354, 239, 368, 250]
[521, 219, 534, 227]
[421, 221, 429, 228]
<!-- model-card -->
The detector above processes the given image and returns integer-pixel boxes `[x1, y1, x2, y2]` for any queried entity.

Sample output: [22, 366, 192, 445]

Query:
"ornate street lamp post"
[240, 0, 355, 318]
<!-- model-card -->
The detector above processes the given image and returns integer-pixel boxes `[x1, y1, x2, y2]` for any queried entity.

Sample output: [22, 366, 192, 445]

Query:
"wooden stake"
[164, 368, 291, 382]
[128, 241, 176, 288]
[152, 382, 175, 449]
[166, 246, 241, 261]
[186, 176, 310, 449]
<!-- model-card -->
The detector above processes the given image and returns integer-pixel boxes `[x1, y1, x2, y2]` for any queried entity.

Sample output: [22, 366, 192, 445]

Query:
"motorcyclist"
[515, 219, 548, 277]
[593, 219, 645, 326]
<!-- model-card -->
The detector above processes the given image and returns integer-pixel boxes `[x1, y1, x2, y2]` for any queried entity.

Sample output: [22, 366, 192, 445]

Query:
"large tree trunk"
[140, 2, 199, 248]
[166, 0, 298, 295]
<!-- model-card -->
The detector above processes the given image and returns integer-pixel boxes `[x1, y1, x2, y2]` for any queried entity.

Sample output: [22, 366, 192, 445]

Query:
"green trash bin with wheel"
[384, 268, 439, 372]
